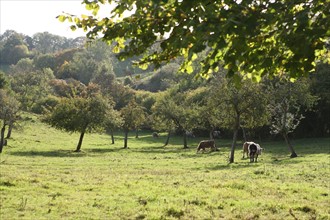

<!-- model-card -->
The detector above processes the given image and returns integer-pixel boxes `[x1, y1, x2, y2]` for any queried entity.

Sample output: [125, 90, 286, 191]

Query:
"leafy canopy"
[43, 94, 112, 134]
[59, 0, 330, 82]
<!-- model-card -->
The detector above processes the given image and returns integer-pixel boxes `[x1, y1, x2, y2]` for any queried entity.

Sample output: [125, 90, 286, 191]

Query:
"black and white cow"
[242, 141, 263, 162]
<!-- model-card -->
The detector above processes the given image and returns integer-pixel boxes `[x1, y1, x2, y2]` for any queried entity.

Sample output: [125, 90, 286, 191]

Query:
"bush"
[31, 95, 60, 114]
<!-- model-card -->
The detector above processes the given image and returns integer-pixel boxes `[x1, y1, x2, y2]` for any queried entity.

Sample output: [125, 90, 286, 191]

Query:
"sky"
[0, 0, 112, 38]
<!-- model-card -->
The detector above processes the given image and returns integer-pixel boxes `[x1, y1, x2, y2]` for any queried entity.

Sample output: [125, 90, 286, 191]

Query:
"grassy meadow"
[0, 115, 329, 219]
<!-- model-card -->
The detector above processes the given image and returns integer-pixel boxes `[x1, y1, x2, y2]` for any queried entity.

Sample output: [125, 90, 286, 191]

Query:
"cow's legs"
[250, 152, 255, 162]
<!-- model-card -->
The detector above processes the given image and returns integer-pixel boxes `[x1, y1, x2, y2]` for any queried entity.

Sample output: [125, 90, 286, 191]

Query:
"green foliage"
[52, 48, 84, 78]
[268, 78, 317, 136]
[205, 74, 270, 162]
[55, 41, 116, 84]
[33, 53, 56, 70]
[110, 84, 135, 110]
[0, 89, 20, 125]
[0, 31, 30, 65]
[60, 0, 330, 81]
[151, 88, 199, 144]
[135, 90, 157, 115]
[103, 107, 123, 134]
[209, 74, 270, 130]
[69, 54, 99, 84]
[9, 60, 55, 111]
[49, 78, 86, 98]
[120, 99, 147, 148]
[0, 26, 327, 146]
[43, 94, 112, 134]
[120, 99, 146, 132]
[43, 81, 120, 151]
[266, 78, 318, 157]
[32, 32, 81, 54]
[186, 86, 221, 134]
[136, 63, 180, 92]
[31, 95, 60, 114]
[0, 71, 8, 89]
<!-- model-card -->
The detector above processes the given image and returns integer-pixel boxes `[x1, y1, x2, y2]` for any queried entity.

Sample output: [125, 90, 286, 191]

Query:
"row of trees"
[38, 70, 317, 163]
[151, 74, 317, 162]
[1, 54, 319, 162]
[0, 30, 147, 78]
[0, 30, 85, 66]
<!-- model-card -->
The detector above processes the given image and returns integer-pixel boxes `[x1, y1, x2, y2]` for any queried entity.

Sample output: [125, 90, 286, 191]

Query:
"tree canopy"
[59, 0, 330, 82]
[43, 93, 115, 151]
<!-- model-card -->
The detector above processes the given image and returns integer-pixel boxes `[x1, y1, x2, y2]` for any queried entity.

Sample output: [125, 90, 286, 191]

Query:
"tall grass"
[0, 116, 329, 219]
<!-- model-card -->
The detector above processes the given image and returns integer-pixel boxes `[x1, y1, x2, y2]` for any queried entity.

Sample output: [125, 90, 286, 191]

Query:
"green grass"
[1, 116, 329, 219]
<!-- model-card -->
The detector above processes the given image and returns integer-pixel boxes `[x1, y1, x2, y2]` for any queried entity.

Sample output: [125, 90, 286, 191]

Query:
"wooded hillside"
[0, 30, 329, 161]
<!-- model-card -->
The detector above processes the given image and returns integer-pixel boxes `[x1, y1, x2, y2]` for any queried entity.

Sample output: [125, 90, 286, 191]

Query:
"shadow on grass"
[9, 137, 329, 160]
[10, 146, 139, 157]
[259, 138, 330, 155]
[129, 133, 232, 148]
[203, 154, 309, 171]
[269, 156, 308, 165]
[87, 147, 133, 154]
[131, 146, 193, 155]
[9, 150, 87, 157]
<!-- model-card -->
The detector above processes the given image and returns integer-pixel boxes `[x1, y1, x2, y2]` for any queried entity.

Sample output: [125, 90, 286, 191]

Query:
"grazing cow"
[242, 141, 254, 158]
[248, 143, 258, 162]
[152, 132, 159, 138]
[197, 140, 216, 152]
[248, 142, 263, 162]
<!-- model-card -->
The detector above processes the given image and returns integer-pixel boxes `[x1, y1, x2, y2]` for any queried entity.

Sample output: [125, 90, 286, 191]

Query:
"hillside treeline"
[0, 30, 329, 153]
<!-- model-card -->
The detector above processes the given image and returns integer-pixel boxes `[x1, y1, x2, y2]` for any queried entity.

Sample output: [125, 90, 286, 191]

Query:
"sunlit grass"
[0, 116, 329, 219]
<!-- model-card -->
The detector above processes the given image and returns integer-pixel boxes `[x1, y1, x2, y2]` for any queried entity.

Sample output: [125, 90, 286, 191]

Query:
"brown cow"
[197, 140, 216, 152]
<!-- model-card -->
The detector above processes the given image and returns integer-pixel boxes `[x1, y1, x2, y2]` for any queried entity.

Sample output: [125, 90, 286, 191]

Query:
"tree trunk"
[183, 132, 188, 149]
[75, 132, 85, 152]
[135, 129, 139, 138]
[283, 133, 298, 158]
[209, 129, 214, 140]
[0, 125, 6, 153]
[229, 115, 240, 163]
[242, 127, 247, 142]
[164, 131, 171, 147]
[123, 130, 129, 149]
[6, 122, 13, 139]
[110, 130, 115, 144]
[229, 128, 239, 163]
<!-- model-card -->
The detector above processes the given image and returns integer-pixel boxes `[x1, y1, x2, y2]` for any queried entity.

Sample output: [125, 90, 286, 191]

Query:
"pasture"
[0, 116, 329, 219]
